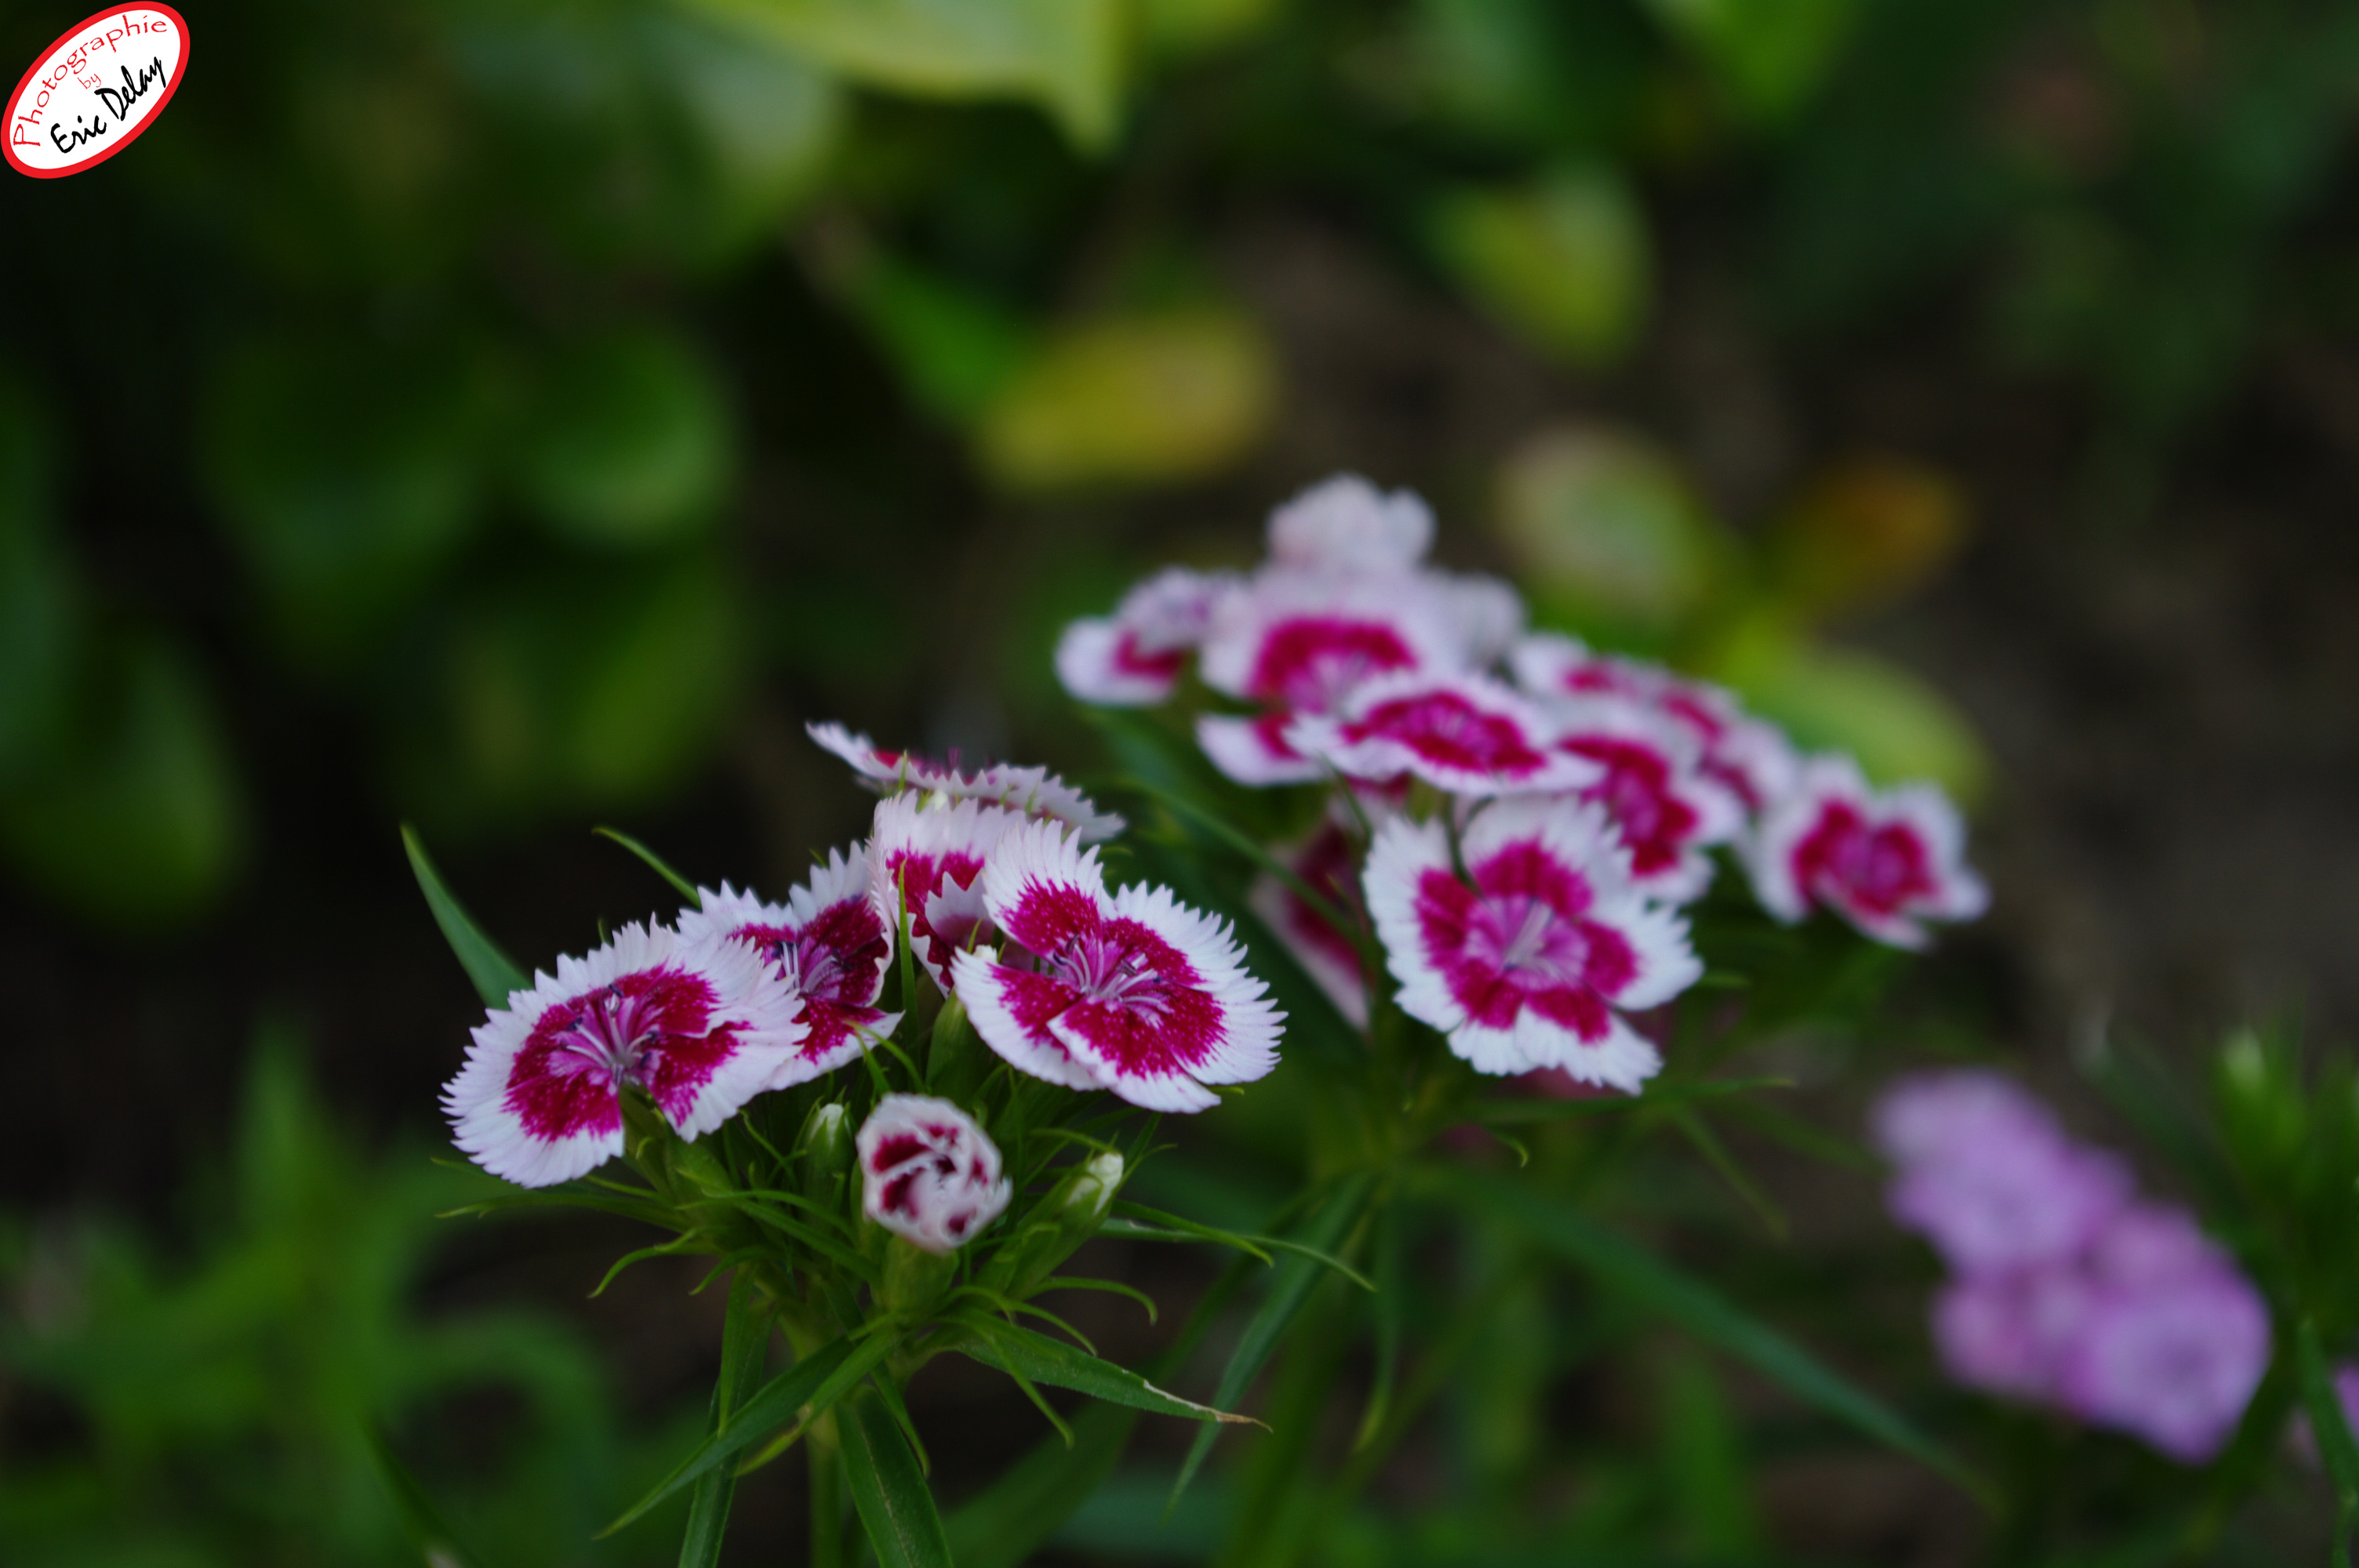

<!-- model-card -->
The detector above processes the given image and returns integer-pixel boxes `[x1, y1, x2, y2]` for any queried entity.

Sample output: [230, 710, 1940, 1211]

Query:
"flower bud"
[991, 1150, 1125, 1298]
[856, 1094, 1011, 1257]
[798, 1100, 854, 1209]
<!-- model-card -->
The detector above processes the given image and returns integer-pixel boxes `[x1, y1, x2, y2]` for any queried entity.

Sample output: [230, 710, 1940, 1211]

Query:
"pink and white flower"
[856, 1094, 1012, 1254]
[951, 819, 1285, 1112]
[1056, 566, 1237, 707]
[808, 721, 1124, 840]
[1249, 815, 1374, 1028]
[1510, 633, 1796, 814]
[1198, 569, 1467, 712]
[1265, 473, 1434, 571]
[868, 794, 1023, 991]
[443, 923, 805, 1187]
[1364, 800, 1701, 1087]
[1289, 673, 1599, 797]
[674, 852, 900, 1084]
[1748, 754, 1986, 948]
[1549, 697, 1743, 903]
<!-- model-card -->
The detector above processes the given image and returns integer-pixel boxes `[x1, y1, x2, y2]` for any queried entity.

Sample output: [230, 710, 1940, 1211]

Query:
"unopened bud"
[990, 1150, 1125, 1299]
[799, 1101, 854, 1209]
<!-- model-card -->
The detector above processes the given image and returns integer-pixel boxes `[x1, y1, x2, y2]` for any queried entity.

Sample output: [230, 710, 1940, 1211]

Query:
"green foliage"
[0, 1029, 695, 1567]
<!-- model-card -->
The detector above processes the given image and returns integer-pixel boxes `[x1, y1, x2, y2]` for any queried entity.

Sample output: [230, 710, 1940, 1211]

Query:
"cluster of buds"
[1872, 1070, 2270, 1463]
[1057, 474, 1986, 1091]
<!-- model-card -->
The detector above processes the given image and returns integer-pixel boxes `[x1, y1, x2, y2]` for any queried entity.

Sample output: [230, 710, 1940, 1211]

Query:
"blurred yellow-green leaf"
[976, 310, 1279, 492]
[689, 0, 1127, 151]
[1136, 0, 1283, 60]
[1641, 0, 1859, 125]
[839, 253, 1040, 423]
[1765, 456, 1966, 624]
[512, 328, 736, 551]
[1430, 166, 1651, 368]
[1492, 425, 1727, 641]
[1709, 617, 1990, 804]
[646, 8, 846, 266]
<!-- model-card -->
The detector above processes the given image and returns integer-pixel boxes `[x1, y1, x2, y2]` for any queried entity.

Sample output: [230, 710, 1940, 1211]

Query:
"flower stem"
[808, 1409, 845, 1568]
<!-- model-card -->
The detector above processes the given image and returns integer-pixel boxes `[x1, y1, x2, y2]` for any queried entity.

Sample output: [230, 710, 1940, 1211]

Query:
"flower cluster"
[1057, 473, 1986, 1091]
[1872, 1070, 2270, 1463]
[443, 730, 1282, 1192]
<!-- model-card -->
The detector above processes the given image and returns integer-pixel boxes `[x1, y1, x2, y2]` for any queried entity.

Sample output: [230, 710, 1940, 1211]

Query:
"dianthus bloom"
[444, 923, 805, 1187]
[1749, 754, 1986, 948]
[1180, 475, 1523, 787]
[951, 819, 1285, 1112]
[868, 794, 1023, 991]
[856, 1094, 1012, 1254]
[1510, 632, 1794, 815]
[1055, 566, 1236, 707]
[676, 852, 900, 1081]
[1289, 673, 1599, 797]
[1364, 800, 1700, 1088]
[1874, 1070, 2269, 1464]
[1250, 814, 1374, 1027]
[806, 721, 1125, 841]
[1545, 695, 1743, 904]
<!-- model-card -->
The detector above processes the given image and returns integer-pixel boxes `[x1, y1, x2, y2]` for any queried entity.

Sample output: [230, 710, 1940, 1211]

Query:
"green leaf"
[1429, 167, 1651, 370]
[595, 825, 703, 906]
[963, 1322, 1256, 1425]
[1353, 1203, 1404, 1452]
[1434, 1167, 1987, 1504]
[365, 1423, 496, 1568]
[402, 825, 528, 1007]
[840, 1386, 956, 1568]
[604, 1333, 880, 1535]
[1168, 1173, 1376, 1508]
[1103, 1203, 1375, 1289]
[677, 1273, 772, 1566]
[2301, 1319, 2359, 1568]
[688, 0, 1126, 151]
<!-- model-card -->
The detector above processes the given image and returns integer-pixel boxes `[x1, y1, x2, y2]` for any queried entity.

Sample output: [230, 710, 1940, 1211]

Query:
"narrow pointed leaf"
[1169, 1173, 1376, 1508]
[1354, 1203, 1404, 1451]
[677, 1273, 772, 1566]
[604, 1334, 877, 1535]
[963, 1321, 1256, 1424]
[365, 1423, 495, 1568]
[2301, 1319, 2359, 1568]
[1105, 1202, 1375, 1288]
[1435, 1167, 1987, 1504]
[403, 825, 528, 1007]
[596, 825, 703, 906]
[840, 1388, 955, 1568]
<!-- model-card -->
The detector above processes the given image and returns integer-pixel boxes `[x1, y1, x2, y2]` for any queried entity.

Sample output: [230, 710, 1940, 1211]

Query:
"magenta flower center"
[1412, 842, 1638, 1042]
[1343, 691, 1545, 776]
[508, 967, 730, 1141]
[1250, 617, 1417, 709]
[1042, 927, 1176, 1022]
[1794, 803, 1934, 916]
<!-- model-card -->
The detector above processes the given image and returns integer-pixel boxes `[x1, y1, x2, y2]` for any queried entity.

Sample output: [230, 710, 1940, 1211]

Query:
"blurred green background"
[9, 0, 2359, 1562]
